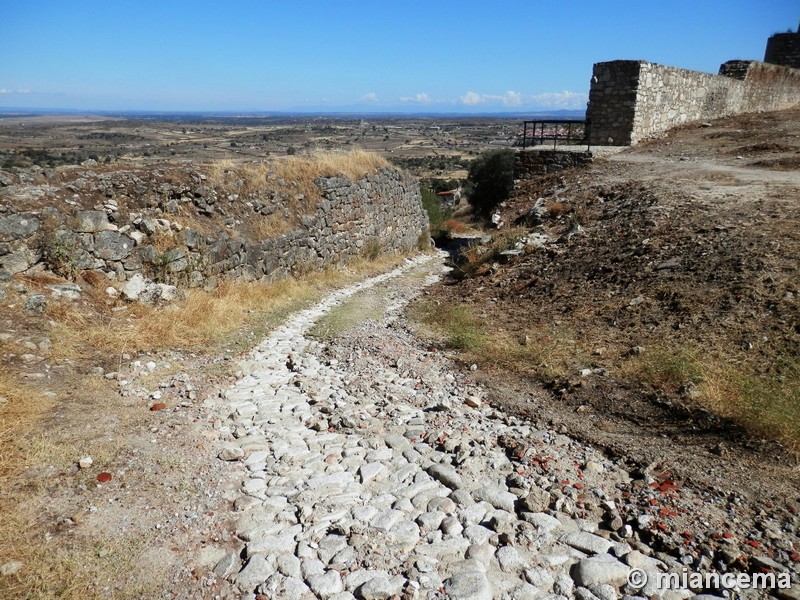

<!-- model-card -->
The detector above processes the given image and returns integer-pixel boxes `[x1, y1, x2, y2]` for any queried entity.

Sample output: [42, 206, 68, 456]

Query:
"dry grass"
[623, 346, 800, 450]
[412, 298, 800, 449]
[0, 368, 131, 600]
[279, 149, 390, 183]
[147, 229, 179, 252]
[700, 357, 800, 449]
[441, 218, 468, 235]
[0, 377, 65, 598]
[0, 525, 160, 600]
[408, 300, 586, 379]
[0, 375, 49, 478]
[206, 150, 390, 199]
[206, 150, 390, 237]
[49, 254, 408, 362]
[0, 251, 413, 599]
[622, 345, 704, 393]
[250, 213, 297, 238]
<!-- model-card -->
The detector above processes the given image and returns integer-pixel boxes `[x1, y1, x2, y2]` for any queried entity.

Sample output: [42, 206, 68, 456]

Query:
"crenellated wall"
[587, 59, 800, 145]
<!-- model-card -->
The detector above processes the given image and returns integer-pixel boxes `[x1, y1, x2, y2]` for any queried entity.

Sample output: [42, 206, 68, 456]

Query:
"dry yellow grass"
[0, 375, 47, 477]
[283, 149, 390, 181]
[205, 150, 392, 239]
[621, 345, 800, 451]
[206, 150, 390, 199]
[250, 212, 298, 238]
[0, 376, 63, 598]
[49, 254, 408, 361]
[0, 250, 413, 599]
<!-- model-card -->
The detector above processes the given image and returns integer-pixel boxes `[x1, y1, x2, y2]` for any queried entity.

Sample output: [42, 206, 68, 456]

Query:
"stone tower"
[764, 23, 800, 69]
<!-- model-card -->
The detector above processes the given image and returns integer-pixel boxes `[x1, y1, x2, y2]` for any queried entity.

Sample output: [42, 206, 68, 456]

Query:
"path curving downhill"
[206, 252, 665, 600]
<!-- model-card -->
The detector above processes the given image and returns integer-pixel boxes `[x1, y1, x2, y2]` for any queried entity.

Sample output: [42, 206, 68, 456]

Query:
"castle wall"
[765, 30, 800, 69]
[587, 59, 800, 145]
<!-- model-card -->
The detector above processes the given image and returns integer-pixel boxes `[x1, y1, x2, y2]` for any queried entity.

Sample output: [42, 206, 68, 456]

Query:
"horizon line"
[0, 107, 587, 119]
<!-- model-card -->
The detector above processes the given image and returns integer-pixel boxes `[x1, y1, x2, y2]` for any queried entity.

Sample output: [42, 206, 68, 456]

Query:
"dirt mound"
[420, 108, 800, 505]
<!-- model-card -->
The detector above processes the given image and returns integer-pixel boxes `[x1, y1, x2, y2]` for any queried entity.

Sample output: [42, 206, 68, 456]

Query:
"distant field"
[0, 113, 535, 181]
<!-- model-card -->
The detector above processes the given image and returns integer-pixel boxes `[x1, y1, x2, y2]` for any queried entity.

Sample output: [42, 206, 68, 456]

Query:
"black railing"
[521, 120, 589, 150]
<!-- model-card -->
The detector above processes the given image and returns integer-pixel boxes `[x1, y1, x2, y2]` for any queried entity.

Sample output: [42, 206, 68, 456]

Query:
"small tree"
[467, 149, 515, 216]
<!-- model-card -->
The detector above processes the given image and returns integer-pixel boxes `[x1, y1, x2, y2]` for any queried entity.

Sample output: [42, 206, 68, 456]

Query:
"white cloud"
[501, 91, 522, 106]
[459, 90, 522, 106]
[360, 92, 379, 103]
[0, 88, 32, 95]
[456, 89, 587, 110]
[400, 92, 431, 103]
[530, 90, 587, 109]
[460, 91, 483, 105]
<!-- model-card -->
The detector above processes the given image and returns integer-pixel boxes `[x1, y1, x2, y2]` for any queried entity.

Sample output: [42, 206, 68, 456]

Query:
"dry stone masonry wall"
[587, 59, 800, 145]
[514, 150, 593, 180]
[0, 164, 429, 289]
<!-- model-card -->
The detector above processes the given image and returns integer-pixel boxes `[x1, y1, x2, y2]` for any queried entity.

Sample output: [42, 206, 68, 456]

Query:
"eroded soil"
[419, 109, 800, 552]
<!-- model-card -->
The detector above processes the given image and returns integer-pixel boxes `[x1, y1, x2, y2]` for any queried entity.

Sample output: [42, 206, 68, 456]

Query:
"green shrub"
[39, 235, 77, 280]
[467, 149, 515, 216]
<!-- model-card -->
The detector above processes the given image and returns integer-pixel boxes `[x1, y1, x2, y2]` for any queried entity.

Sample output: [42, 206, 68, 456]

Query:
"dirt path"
[3, 243, 796, 598]
[609, 153, 800, 187]
[195, 252, 797, 599]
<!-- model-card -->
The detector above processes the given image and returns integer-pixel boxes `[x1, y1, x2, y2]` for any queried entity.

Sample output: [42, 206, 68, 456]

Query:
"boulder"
[75, 210, 112, 233]
[570, 553, 630, 587]
[163, 247, 188, 272]
[121, 274, 148, 301]
[48, 283, 82, 300]
[139, 282, 183, 305]
[0, 248, 37, 274]
[24, 294, 47, 313]
[0, 213, 40, 242]
[93, 231, 133, 261]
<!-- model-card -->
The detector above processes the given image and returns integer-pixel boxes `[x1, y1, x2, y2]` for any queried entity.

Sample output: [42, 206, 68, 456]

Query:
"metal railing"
[521, 120, 589, 150]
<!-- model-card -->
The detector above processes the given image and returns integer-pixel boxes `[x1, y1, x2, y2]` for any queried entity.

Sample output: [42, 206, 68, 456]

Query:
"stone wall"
[514, 150, 593, 179]
[585, 61, 641, 146]
[587, 59, 800, 145]
[765, 27, 800, 69]
[0, 165, 429, 288]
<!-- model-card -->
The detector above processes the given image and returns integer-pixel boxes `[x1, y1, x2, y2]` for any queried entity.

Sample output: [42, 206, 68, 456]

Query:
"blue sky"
[0, 1, 796, 113]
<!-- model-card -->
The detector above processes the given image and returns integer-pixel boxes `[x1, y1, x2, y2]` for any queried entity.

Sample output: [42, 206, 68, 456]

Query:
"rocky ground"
[195, 250, 798, 600]
[2, 109, 799, 600]
[2, 236, 797, 600]
[406, 109, 800, 598]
